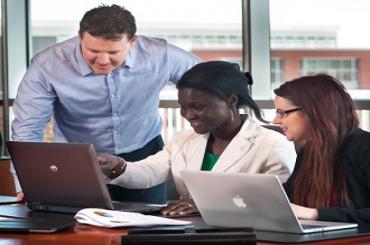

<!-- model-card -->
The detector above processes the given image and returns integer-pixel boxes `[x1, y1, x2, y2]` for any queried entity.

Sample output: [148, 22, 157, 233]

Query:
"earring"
[230, 110, 235, 122]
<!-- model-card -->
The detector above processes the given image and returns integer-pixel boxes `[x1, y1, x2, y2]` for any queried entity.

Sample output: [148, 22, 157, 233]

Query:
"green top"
[201, 152, 221, 171]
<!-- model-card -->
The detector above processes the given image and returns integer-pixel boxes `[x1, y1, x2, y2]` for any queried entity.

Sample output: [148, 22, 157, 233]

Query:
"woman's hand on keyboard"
[290, 203, 319, 220]
[161, 199, 199, 216]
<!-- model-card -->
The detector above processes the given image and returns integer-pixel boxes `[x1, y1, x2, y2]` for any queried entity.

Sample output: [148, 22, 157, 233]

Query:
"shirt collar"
[74, 37, 94, 76]
[123, 42, 138, 68]
[239, 116, 261, 139]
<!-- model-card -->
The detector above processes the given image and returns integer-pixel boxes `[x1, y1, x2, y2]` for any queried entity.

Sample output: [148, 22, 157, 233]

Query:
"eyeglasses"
[275, 107, 302, 119]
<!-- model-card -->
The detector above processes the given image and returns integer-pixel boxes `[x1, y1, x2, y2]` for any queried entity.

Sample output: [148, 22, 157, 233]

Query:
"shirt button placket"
[107, 73, 120, 151]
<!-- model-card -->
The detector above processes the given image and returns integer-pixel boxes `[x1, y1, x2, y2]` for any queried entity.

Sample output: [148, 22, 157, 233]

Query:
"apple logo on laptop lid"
[232, 195, 247, 208]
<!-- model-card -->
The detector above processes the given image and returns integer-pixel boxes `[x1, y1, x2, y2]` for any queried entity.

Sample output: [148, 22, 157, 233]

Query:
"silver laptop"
[6, 141, 164, 214]
[181, 170, 358, 233]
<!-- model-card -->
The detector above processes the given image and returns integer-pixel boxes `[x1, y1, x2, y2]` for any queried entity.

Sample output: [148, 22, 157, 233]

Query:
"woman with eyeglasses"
[273, 74, 370, 223]
[97, 61, 296, 216]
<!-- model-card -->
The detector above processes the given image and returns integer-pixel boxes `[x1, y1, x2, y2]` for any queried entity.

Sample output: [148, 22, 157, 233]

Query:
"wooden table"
[0, 224, 125, 245]
[1, 204, 370, 244]
[0, 222, 370, 245]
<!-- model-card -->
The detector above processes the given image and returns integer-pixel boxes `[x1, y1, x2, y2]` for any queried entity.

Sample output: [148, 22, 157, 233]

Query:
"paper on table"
[74, 208, 192, 228]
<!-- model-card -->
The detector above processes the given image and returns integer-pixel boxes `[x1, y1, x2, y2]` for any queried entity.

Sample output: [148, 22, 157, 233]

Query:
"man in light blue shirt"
[11, 4, 200, 203]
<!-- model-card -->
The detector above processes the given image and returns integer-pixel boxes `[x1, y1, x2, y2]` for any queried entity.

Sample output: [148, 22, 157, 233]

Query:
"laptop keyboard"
[112, 201, 163, 214]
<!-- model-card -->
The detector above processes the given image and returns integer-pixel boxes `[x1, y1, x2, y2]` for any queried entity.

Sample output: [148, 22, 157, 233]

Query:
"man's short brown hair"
[79, 4, 136, 40]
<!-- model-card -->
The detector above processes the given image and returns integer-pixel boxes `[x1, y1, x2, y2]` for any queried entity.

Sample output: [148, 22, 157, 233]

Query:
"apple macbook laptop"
[181, 170, 358, 234]
[6, 141, 164, 214]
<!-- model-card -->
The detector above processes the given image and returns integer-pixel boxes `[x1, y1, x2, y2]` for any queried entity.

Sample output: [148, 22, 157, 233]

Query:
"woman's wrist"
[110, 158, 126, 179]
[117, 158, 127, 176]
[310, 208, 319, 220]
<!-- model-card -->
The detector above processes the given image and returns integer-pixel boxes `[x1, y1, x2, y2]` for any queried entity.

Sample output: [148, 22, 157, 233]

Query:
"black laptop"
[6, 141, 164, 214]
[0, 205, 75, 233]
[0, 218, 74, 233]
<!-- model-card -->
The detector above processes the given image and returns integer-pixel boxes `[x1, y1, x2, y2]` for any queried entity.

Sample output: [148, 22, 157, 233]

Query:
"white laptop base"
[181, 171, 358, 234]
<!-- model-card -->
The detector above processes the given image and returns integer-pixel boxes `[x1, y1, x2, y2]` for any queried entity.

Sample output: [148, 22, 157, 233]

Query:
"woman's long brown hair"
[274, 74, 359, 208]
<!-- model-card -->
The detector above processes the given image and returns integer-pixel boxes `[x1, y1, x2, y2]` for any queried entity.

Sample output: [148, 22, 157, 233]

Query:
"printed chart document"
[74, 208, 192, 228]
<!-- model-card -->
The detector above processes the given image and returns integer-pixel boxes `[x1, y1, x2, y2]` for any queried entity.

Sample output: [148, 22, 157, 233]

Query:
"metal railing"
[8, 99, 370, 145]
[159, 99, 370, 143]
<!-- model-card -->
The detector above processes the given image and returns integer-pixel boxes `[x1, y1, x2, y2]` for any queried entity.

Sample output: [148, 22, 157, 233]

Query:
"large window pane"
[270, 0, 370, 96]
[269, 0, 370, 130]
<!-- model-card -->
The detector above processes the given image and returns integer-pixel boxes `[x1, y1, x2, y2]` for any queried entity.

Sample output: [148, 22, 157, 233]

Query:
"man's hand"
[161, 199, 199, 216]
[290, 203, 319, 220]
[96, 153, 127, 179]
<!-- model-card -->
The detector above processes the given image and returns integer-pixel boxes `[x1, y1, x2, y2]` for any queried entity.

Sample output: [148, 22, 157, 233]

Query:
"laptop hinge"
[27, 202, 81, 214]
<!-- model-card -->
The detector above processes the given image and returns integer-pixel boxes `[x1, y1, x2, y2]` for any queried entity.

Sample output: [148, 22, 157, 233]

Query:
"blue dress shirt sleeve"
[11, 58, 56, 142]
[166, 43, 202, 83]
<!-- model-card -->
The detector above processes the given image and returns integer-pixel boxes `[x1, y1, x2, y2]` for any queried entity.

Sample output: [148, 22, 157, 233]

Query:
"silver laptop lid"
[181, 171, 357, 233]
[7, 141, 113, 213]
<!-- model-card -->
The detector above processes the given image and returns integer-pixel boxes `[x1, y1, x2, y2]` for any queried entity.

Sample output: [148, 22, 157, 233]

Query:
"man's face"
[79, 32, 136, 75]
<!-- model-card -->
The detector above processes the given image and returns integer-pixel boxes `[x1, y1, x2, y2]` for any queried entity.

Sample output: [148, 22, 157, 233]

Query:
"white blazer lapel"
[184, 133, 209, 171]
[212, 118, 261, 172]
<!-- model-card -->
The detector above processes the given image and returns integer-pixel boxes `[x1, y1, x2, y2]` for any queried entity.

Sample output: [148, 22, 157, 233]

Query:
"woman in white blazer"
[98, 61, 296, 215]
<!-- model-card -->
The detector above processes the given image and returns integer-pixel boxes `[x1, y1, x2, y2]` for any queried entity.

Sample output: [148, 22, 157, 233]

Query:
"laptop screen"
[7, 141, 113, 213]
